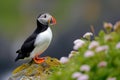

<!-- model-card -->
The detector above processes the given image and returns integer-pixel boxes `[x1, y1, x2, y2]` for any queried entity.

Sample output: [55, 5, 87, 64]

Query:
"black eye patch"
[44, 15, 46, 18]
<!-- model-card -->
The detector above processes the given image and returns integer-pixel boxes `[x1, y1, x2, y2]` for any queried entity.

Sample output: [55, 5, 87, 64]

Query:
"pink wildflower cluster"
[98, 61, 107, 67]
[104, 22, 113, 33]
[72, 64, 90, 80]
[116, 42, 120, 49]
[95, 45, 109, 53]
[104, 35, 113, 42]
[103, 21, 120, 33]
[114, 21, 120, 32]
[72, 72, 89, 80]
[68, 51, 79, 58]
[72, 72, 82, 79]
[88, 41, 99, 50]
[84, 50, 94, 58]
[83, 32, 93, 40]
[80, 64, 90, 72]
[107, 77, 116, 80]
[59, 57, 69, 64]
[60, 50, 79, 64]
[73, 39, 85, 50]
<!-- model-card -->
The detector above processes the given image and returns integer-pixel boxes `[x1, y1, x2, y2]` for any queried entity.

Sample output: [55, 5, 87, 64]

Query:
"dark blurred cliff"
[0, 0, 120, 79]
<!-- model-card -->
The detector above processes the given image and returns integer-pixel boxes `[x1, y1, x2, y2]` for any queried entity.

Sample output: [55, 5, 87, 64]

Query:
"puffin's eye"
[44, 15, 46, 18]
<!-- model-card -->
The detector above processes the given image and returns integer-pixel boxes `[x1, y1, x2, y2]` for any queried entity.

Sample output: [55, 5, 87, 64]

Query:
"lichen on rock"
[9, 56, 60, 80]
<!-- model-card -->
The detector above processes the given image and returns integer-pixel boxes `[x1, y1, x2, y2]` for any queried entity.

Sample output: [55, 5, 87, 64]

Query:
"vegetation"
[48, 21, 120, 80]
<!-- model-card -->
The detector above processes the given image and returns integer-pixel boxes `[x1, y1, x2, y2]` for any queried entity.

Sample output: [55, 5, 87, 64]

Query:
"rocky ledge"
[9, 56, 60, 80]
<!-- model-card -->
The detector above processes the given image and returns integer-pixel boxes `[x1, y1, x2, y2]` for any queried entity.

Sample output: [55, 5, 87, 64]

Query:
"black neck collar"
[35, 20, 49, 34]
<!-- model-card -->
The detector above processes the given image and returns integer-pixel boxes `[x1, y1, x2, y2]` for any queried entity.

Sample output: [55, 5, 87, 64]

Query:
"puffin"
[15, 13, 56, 64]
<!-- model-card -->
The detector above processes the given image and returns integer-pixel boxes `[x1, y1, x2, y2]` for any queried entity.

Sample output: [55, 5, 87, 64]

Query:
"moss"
[9, 56, 60, 80]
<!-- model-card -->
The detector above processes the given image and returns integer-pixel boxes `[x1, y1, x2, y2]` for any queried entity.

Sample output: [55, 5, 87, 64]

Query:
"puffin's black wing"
[15, 34, 37, 61]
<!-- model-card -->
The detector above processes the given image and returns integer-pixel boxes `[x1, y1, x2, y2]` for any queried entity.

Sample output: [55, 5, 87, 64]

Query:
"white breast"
[30, 27, 52, 58]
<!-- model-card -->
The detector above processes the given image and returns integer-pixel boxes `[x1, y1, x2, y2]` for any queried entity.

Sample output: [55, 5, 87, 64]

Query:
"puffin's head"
[37, 13, 56, 25]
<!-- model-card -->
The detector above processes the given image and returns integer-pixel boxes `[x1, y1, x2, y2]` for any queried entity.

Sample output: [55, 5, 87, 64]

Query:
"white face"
[37, 13, 52, 25]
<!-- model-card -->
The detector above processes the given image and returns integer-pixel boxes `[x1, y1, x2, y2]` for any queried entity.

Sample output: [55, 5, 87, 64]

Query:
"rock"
[8, 56, 60, 80]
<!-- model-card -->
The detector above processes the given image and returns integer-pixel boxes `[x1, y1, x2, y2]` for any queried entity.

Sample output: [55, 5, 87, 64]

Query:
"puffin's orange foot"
[33, 55, 45, 64]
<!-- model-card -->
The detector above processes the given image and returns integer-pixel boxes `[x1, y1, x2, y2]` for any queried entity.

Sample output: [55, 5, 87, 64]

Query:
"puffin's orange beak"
[51, 16, 56, 24]
[49, 16, 56, 25]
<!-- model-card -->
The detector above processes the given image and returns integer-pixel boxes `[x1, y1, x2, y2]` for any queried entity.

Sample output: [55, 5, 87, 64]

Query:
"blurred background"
[0, 0, 120, 79]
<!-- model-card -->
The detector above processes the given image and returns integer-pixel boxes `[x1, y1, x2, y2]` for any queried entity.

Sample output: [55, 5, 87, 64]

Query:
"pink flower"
[98, 61, 107, 67]
[72, 72, 82, 79]
[73, 39, 85, 50]
[107, 77, 116, 80]
[104, 22, 113, 30]
[95, 45, 109, 53]
[68, 53, 74, 58]
[104, 35, 113, 42]
[74, 39, 85, 45]
[84, 50, 94, 58]
[69, 51, 78, 58]
[89, 41, 99, 49]
[73, 44, 83, 50]
[114, 21, 120, 32]
[116, 42, 120, 49]
[80, 65, 90, 72]
[83, 32, 93, 40]
[59, 57, 69, 64]
[77, 74, 89, 80]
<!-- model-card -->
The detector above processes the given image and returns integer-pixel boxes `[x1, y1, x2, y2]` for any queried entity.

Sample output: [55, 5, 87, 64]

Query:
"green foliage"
[48, 22, 120, 80]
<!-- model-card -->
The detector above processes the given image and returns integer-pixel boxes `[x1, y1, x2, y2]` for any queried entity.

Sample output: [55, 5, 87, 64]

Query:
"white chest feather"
[30, 27, 52, 57]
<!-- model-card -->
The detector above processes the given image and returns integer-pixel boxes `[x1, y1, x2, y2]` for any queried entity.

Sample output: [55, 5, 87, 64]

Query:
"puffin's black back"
[15, 20, 48, 61]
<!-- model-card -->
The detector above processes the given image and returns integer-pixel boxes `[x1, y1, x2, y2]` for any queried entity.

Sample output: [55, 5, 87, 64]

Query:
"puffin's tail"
[16, 50, 21, 53]
[15, 50, 25, 62]
[15, 53, 23, 62]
